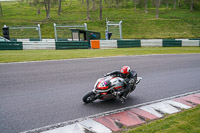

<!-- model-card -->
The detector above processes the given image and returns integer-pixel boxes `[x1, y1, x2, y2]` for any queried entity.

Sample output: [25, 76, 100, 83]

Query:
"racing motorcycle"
[82, 76, 142, 103]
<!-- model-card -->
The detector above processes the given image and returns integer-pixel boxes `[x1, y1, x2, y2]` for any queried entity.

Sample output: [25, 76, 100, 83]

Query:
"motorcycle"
[82, 76, 142, 103]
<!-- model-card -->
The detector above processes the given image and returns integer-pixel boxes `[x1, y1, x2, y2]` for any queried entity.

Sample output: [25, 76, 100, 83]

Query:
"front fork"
[136, 77, 143, 85]
[92, 89, 101, 99]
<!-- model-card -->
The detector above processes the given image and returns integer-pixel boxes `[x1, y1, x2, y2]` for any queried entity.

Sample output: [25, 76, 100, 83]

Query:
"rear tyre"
[83, 91, 96, 103]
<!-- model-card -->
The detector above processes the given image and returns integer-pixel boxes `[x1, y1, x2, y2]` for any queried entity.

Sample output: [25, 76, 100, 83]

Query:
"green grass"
[0, 47, 200, 63]
[0, 1, 200, 39]
[125, 105, 200, 133]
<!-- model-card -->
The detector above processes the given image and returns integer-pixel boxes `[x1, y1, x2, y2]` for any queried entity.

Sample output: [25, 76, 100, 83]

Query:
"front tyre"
[83, 91, 96, 103]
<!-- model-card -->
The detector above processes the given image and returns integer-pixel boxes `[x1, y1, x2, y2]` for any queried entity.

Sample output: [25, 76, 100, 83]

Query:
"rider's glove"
[129, 79, 135, 84]
[104, 73, 110, 77]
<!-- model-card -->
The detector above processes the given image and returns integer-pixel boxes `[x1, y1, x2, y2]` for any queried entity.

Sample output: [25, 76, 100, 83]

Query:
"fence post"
[84, 23, 87, 30]
[54, 23, 57, 41]
[106, 21, 110, 40]
[38, 24, 42, 41]
[119, 21, 123, 40]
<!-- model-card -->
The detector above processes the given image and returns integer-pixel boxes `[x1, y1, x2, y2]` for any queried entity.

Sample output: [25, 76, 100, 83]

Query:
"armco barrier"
[163, 39, 182, 47]
[16, 39, 41, 42]
[17, 39, 30, 42]
[141, 39, 162, 47]
[117, 40, 141, 48]
[23, 41, 55, 50]
[176, 39, 199, 47]
[91, 39, 200, 49]
[91, 40, 100, 49]
[1, 39, 199, 50]
[30, 39, 40, 41]
[17, 39, 55, 42]
[56, 41, 89, 50]
[0, 41, 23, 50]
[100, 40, 117, 49]
[189, 39, 200, 40]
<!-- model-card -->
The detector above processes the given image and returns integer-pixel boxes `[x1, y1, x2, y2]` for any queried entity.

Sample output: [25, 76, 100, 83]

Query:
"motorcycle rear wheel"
[83, 91, 96, 103]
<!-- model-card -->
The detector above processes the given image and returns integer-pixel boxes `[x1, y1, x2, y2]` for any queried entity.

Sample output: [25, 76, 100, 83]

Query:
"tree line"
[0, 0, 199, 19]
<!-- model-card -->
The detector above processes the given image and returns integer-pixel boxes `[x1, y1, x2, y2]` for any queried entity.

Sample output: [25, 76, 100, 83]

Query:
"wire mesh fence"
[106, 20, 122, 40]
[8, 24, 41, 41]
[54, 23, 87, 41]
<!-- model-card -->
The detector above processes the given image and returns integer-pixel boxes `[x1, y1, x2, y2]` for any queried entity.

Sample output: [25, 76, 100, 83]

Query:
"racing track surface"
[0, 54, 200, 133]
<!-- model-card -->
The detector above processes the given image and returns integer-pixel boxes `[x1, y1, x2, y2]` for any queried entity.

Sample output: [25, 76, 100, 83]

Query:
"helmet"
[120, 66, 130, 78]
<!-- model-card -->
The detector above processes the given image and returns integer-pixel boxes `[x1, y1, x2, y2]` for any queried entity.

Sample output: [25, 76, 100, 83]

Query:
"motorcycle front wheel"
[82, 91, 96, 103]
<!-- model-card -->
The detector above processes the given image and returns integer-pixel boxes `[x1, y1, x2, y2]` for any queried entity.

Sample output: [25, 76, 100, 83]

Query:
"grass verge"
[0, 47, 200, 63]
[124, 105, 200, 133]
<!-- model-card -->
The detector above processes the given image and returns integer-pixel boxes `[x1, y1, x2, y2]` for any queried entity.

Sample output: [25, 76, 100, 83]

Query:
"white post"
[106, 21, 110, 32]
[38, 24, 42, 41]
[54, 23, 57, 41]
[106, 21, 110, 40]
[84, 23, 87, 30]
[119, 20, 123, 40]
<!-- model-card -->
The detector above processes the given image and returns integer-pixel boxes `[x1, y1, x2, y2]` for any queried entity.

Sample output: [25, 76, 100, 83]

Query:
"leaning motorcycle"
[82, 76, 142, 103]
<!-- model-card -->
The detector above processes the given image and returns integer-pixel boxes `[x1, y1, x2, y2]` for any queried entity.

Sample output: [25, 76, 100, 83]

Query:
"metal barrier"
[6, 24, 42, 41]
[54, 23, 87, 41]
[106, 20, 122, 40]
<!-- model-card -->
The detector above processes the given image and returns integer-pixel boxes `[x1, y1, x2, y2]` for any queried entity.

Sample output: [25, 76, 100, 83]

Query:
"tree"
[156, 0, 160, 19]
[29, 0, 32, 6]
[145, 0, 148, 13]
[0, 3, 3, 17]
[174, 0, 177, 9]
[44, 0, 50, 19]
[191, 0, 194, 12]
[58, 0, 61, 15]
[37, 8, 40, 15]
[178, 0, 181, 8]
[152, 0, 156, 7]
[133, 0, 138, 11]
[116, 0, 119, 8]
[92, 0, 96, 11]
[86, 0, 90, 20]
[166, 0, 169, 9]
[99, 0, 102, 20]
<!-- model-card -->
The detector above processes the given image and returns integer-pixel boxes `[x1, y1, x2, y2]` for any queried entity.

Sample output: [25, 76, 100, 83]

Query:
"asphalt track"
[0, 54, 200, 133]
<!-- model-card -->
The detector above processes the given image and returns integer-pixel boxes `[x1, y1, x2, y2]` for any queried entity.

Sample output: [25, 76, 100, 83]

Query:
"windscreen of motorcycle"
[95, 77, 112, 90]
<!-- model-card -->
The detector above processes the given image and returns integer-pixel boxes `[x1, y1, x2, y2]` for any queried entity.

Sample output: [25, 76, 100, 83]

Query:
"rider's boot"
[114, 91, 121, 99]
[114, 91, 126, 103]
[119, 96, 126, 103]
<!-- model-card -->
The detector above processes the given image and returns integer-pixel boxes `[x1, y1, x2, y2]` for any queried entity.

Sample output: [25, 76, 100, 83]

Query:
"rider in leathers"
[104, 66, 137, 103]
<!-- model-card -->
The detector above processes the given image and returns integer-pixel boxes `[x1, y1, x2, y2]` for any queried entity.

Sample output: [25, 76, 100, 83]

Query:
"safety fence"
[54, 23, 87, 41]
[56, 41, 89, 50]
[91, 39, 200, 49]
[3, 24, 42, 41]
[0, 39, 199, 50]
[23, 39, 55, 50]
[0, 41, 23, 50]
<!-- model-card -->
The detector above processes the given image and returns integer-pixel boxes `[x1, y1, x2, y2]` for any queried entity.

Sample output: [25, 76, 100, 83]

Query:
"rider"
[104, 66, 137, 103]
